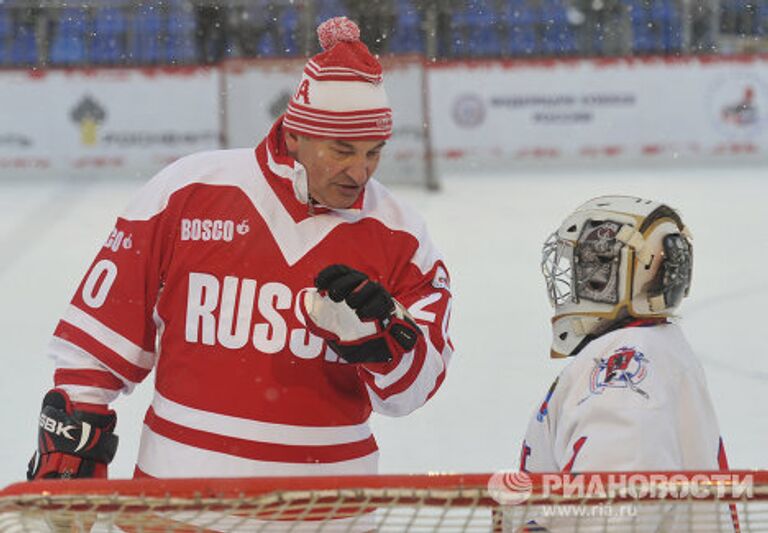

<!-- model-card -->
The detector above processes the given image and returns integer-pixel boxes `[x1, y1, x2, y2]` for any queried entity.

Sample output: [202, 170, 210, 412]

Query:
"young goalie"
[515, 195, 735, 531]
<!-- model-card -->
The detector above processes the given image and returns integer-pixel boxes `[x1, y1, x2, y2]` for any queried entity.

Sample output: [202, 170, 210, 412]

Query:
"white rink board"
[223, 57, 428, 186]
[0, 68, 220, 177]
[3, 57, 768, 181]
[428, 56, 768, 162]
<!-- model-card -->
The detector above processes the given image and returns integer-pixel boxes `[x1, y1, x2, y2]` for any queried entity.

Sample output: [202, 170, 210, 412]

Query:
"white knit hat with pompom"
[283, 17, 392, 140]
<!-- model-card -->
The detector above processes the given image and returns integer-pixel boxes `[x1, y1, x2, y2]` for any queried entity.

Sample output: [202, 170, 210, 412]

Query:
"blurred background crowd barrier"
[0, 0, 766, 68]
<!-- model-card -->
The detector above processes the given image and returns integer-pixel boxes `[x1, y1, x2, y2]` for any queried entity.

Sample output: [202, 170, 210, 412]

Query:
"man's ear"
[285, 131, 300, 152]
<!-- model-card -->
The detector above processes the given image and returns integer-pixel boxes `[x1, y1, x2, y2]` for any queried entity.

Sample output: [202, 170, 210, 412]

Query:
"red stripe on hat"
[287, 107, 391, 124]
[285, 102, 392, 140]
[283, 123, 391, 139]
[284, 113, 389, 132]
[305, 60, 382, 83]
[286, 111, 390, 129]
[288, 100, 391, 118]
[283, 119, 392, 139]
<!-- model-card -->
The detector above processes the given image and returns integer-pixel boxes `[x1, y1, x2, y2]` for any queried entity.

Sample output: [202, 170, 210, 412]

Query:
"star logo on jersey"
[581, 346, 649, 403]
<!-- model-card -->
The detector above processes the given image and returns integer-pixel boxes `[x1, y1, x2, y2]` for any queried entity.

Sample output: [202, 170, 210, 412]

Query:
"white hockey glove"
[300, 264, 422, 364]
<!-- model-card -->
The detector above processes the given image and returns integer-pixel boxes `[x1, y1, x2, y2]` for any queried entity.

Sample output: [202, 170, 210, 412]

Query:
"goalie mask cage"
[0, 470, 765, 532]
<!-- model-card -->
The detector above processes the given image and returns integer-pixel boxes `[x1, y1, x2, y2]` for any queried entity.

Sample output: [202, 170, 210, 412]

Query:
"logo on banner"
[709, 75, 767, 137]
[71, 95, 107, 146]
[453, 94, 486, 128]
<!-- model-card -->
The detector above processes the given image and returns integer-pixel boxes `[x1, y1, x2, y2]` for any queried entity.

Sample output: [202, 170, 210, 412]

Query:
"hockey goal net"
[0, 471, 765, 532]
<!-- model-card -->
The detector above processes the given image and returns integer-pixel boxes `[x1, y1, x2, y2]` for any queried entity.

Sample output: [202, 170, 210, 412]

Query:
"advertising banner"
[0, 67, 220, 178]
[428, 56, 768, 163]
[3, 56, 767, 180]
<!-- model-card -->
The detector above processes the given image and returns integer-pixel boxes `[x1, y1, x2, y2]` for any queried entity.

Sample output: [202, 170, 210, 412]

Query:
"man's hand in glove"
[300, 264, 422, 364]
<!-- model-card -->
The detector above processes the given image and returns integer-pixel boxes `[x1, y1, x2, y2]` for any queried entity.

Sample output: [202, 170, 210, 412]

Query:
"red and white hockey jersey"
[48, 119, 453, 479]
[518, 322, 734, 531]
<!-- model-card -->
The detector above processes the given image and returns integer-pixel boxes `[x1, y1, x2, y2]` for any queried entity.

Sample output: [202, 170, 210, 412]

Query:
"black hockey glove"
[27, 389, 118, 480]
[300, 264, 422, 364]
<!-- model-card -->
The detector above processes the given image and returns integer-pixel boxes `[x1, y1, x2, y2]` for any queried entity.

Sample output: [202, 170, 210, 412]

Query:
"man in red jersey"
[27, 15, 452, 501]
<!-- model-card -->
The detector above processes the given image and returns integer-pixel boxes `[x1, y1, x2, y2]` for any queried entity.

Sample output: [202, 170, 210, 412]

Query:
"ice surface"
[1, 164, 766, 488]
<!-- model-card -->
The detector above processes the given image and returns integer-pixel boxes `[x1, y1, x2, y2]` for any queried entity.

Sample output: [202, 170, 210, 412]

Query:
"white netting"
[0, 487, 496, 532]
[1, 472, 766, 533]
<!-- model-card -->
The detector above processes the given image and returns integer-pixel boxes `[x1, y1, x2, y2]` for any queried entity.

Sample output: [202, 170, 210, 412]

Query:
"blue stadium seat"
[650, 0, 671, 21]
[167, 33, 197, 64]
[0, 8, 9, 38]
[446, 8, 468, 56]
[543, 22, 576, 55]
[50, 9, 88, 65]
[465, 1, 501, 56]
[632, 24, 656, 54]
[759, 4, 768, 36]
[0, 10, 9, 65]
[130, 7, 164, 64]
[92, 8, 126, 64]
[314, 0, 346, 25]
[167, 5, 197, 63]
[540, 0, 569, 26]
[233, 1, 276, 57]
[280, 5, 300, 55]
[501, 4, 538, 56]
[168, 5, 196, 34]
[390, 0, 423, 54]
[10, 25, 37, 65]
[539, 0, 574, 54]
[256, 32, 277, 56]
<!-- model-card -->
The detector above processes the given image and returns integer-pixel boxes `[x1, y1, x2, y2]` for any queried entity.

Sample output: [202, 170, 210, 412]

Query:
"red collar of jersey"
[254, 117, 366, 220]
[624, 318, 669, 328]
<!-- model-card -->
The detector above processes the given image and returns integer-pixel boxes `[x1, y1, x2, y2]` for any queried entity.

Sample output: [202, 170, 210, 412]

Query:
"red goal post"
[0, 470, 766, 532]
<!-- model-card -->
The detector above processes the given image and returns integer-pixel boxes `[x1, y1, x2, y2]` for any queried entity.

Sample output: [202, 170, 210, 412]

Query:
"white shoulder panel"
[121, 149, 259, 221]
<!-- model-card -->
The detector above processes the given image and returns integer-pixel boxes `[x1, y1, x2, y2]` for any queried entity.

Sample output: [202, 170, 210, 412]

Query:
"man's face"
[285, 133, 385, 209]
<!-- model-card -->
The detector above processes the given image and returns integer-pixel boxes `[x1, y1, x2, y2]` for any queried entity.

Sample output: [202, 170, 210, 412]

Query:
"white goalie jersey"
[517, 322, 736, 532]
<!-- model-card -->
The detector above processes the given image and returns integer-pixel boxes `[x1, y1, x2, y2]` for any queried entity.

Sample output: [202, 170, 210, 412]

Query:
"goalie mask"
[542, 196, 692, 358]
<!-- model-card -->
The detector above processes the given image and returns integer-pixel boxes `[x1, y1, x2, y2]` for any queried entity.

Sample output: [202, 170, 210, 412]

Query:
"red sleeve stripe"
[363, 323, 453, 401]
[362, 348, 417, 389]
[425, 362, 448, 402]
[562, 436, 588, 473]
[54, 368, 124, 391]
[70, 401, 113, 414]
[144, 407, 378, 464]
[362, 343, 427, 400]
[364, 341, 448, 416]
[62, 305, 155, 369]
[55, 321, 151, 384]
